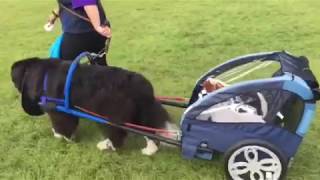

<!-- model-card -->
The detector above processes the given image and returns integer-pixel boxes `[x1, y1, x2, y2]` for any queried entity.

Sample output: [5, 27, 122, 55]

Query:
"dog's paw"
[97, 139, 116, 151]
[141, 137, 158, 156]
[52, 128, 64, 139]
[52, 128, 74, 142]
[63, 136, 73, 143]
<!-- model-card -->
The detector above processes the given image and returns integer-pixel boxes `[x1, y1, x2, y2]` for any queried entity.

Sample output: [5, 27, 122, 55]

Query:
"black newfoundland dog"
[11, 57, 176, 155]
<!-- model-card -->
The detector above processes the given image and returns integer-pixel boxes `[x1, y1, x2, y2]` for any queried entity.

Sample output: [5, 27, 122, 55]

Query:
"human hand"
[95, 26, 112, 38]
[44, 22, 55, 32]
[44, 9, 59, 32]
[203, 78, 227, 92]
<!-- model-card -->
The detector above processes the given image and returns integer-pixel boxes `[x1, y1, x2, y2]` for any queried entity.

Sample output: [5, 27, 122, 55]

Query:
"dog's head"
[11, 58, 49, 116]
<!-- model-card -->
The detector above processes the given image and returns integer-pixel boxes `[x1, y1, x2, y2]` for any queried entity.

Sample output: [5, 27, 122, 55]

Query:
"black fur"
[11, 58, 170, 148]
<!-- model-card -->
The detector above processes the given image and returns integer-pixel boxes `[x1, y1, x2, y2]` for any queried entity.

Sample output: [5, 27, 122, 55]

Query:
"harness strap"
[39, 73, 64, 106]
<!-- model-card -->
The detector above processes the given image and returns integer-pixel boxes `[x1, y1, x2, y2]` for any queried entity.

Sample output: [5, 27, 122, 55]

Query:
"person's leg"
[60, 33, 84, 61]
[60, 32, 107, 65]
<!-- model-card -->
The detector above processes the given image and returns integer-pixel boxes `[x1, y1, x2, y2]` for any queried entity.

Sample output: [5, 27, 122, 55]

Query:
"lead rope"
[59, 3, 91, 22]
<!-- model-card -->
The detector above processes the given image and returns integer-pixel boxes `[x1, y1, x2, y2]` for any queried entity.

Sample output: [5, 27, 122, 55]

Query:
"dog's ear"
[11, 60, 27, 92]
[21, 82, 44, 116]
[12, 58, 45, 116]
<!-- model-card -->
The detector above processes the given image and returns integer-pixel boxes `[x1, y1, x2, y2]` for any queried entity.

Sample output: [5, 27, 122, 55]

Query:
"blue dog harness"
[39, 74, 64, 106]
[39, 52, 90, 109]
[38, 52, 121, 127]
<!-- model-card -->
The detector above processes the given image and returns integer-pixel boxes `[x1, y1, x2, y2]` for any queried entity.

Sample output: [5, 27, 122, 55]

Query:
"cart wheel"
[224, 140, 288, 180]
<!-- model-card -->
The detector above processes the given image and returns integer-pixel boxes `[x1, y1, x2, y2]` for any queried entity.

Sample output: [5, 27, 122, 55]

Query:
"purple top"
[59, 0, 109, 33]
[72, 0, 97, 9]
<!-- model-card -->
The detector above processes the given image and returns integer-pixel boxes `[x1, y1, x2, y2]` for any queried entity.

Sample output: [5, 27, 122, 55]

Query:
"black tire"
[224, 139, 288, 180]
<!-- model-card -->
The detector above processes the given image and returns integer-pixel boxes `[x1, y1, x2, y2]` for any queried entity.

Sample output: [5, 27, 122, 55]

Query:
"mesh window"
[196, 89, 304, 133]
[214, 60, 281, 85]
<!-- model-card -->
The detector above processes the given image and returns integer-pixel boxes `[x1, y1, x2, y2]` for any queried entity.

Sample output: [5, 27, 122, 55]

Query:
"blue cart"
[42, 51, 320, 180]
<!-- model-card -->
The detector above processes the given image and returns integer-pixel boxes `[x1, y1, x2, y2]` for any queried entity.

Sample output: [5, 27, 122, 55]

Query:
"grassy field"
[0, 0, 320, 179]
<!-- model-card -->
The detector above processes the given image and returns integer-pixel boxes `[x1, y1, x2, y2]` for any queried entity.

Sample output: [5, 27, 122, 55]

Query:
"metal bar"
[55, 106, 183, 147]
[160, 100, 188, 108]
[56, 105, 214, 152]
[56, 106, 214, 153]
[156, 96, 189, 102]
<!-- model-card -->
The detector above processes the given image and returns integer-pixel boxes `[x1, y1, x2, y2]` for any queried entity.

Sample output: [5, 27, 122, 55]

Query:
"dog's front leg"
[48, 112, 79, 142]
[51, 128, 73, 142]
[97, 138, 116, 151]
[141, 136, 159, 156]
[97, 127, 127, 151]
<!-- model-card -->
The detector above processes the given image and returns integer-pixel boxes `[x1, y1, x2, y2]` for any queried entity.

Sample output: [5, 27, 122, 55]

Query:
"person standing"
[58, 0, 111, 65]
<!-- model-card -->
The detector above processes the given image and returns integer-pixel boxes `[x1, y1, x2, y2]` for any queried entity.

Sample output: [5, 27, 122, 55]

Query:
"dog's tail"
[131, 91, 182, 151]
[137, 99, 171, 129]
[128, 73, 178, 137]
[137, 99, 181, 142]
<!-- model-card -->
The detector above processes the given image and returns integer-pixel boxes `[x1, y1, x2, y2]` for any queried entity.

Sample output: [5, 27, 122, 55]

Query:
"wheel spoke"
[250, 170, 264, 180]
[230, 162, 249, 175]
[244, 147, 258, 162]
[259, 158, 280, 172]
[227, 144, 283, 180]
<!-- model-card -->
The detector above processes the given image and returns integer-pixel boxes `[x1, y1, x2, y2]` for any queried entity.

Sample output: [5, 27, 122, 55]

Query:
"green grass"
[1, 0, 320, 179]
